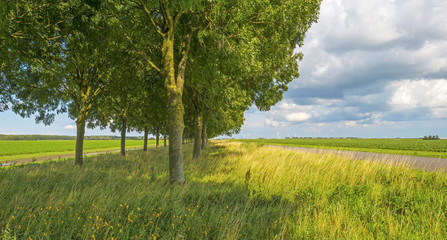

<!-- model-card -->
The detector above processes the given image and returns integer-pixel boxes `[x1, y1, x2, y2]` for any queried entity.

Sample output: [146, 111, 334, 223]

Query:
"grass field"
[1, 142, 446, 239]
[0, 140, 154, 162]
[234, 138, 447, 158]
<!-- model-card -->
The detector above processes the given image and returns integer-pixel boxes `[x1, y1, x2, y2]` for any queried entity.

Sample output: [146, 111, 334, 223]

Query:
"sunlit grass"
[1, 141, 446, 239]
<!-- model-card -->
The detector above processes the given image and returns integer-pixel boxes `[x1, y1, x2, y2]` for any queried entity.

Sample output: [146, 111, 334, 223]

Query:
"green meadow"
[0, 140, 152, 162]
[235, 138, 447, 158]
[1, 142, 446, 239]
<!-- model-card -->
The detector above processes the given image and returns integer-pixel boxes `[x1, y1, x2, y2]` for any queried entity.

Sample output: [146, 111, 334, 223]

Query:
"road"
[0, 147, 146, 167]
[267, 145, 447, 173]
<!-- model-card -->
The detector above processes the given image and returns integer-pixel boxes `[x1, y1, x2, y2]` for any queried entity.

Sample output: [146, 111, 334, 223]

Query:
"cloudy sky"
[233, 0, 447, 139]
[1, 0, 447, 138]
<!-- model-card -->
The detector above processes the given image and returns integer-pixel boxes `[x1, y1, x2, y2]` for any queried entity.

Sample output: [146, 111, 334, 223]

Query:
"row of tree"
[423, 135, 440, 140]
[1, 0, 322, 183]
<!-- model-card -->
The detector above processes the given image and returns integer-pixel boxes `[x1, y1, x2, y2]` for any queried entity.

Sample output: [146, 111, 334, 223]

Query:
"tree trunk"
[120, 117, 127, 156]
[143, 126, 148, 151]
[193, 110, 202, 160]
[75, 116, 86, 166]
[164, 133, 167, 147]
[201, 120, 207, 150]
[160, 9, 192, 184]
[156, 127, 160, 149]
[167, 96, 185, 183]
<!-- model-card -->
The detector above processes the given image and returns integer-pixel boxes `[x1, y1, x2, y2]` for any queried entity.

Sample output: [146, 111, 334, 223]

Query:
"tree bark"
[143, 126, 148, 151]
[160, 9, 192, 184]
[164, 133, 167, 147]
[193, 110, 202, 160]
[120, 116, 127, 156]
[201, 119, 207, 150]
[75, 116, 86, 166]
[156, 127, 160, 149]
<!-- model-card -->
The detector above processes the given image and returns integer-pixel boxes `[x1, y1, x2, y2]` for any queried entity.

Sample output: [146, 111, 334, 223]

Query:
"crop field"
[0, 140, 153, 162]
[235, 138, 447, 158]
[1, 142, 446, 239]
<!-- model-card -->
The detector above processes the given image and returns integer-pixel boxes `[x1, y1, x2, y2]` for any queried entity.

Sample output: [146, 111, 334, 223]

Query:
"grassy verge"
[0, 147, 142, 162]
[233, 139, 447, 158]
[1, 142, 446, 239]
[0, 140, 155, 162]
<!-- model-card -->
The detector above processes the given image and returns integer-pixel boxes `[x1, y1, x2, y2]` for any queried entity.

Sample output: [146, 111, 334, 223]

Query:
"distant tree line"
[0, 134, 148, 141]
[423, 135, 440, 140]
[0, 134, 75, 141]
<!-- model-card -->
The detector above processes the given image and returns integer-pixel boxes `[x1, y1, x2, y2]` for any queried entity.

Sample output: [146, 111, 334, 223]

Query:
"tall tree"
[114, 0, 203, 183]
[4, 0, 119, 165]
[86, 51, 147, 157]
[116, 0, 321, 182]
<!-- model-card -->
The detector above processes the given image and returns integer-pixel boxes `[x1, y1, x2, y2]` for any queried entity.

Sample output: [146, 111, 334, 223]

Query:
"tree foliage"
[1, 0, 322, 183]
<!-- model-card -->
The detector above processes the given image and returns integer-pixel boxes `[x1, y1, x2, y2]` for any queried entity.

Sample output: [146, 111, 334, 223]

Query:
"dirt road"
[0, 147, 145, 167]
[267, 145, 447, 173]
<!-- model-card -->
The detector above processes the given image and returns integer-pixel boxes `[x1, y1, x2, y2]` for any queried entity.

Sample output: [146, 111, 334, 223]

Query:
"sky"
[1, 0, 447, 138]
[232, 0, 447, 139]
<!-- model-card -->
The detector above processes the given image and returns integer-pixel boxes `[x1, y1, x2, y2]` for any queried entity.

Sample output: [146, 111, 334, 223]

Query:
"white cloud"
[264, 119, 288, 128]
[389, 79, 447, 109]
[345, 121, 357, 127]
[64, 124, 76, 130]
[285, 112, 311, 122]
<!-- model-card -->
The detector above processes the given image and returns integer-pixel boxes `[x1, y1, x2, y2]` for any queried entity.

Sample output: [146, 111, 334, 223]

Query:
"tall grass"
[1, 142, 446, 239]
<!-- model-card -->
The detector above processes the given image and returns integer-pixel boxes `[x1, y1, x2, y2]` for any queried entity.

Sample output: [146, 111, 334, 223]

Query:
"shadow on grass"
[0, 143, 298, 239]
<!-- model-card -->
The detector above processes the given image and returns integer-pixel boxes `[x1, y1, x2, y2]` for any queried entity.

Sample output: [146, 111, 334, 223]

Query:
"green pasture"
[1, 142, 446, 239]
[0, 140, 153, 162]
[234, 138, 447, 158]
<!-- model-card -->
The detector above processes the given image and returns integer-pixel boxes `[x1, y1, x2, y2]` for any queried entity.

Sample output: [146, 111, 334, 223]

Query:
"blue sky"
[1, 0, 447, 138]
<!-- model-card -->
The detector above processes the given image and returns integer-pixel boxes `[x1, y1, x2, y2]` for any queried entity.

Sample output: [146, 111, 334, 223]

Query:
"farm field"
[234, 138, 447, 158]
[0, 140, 154, 162]
[1, 142, 446, 239]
